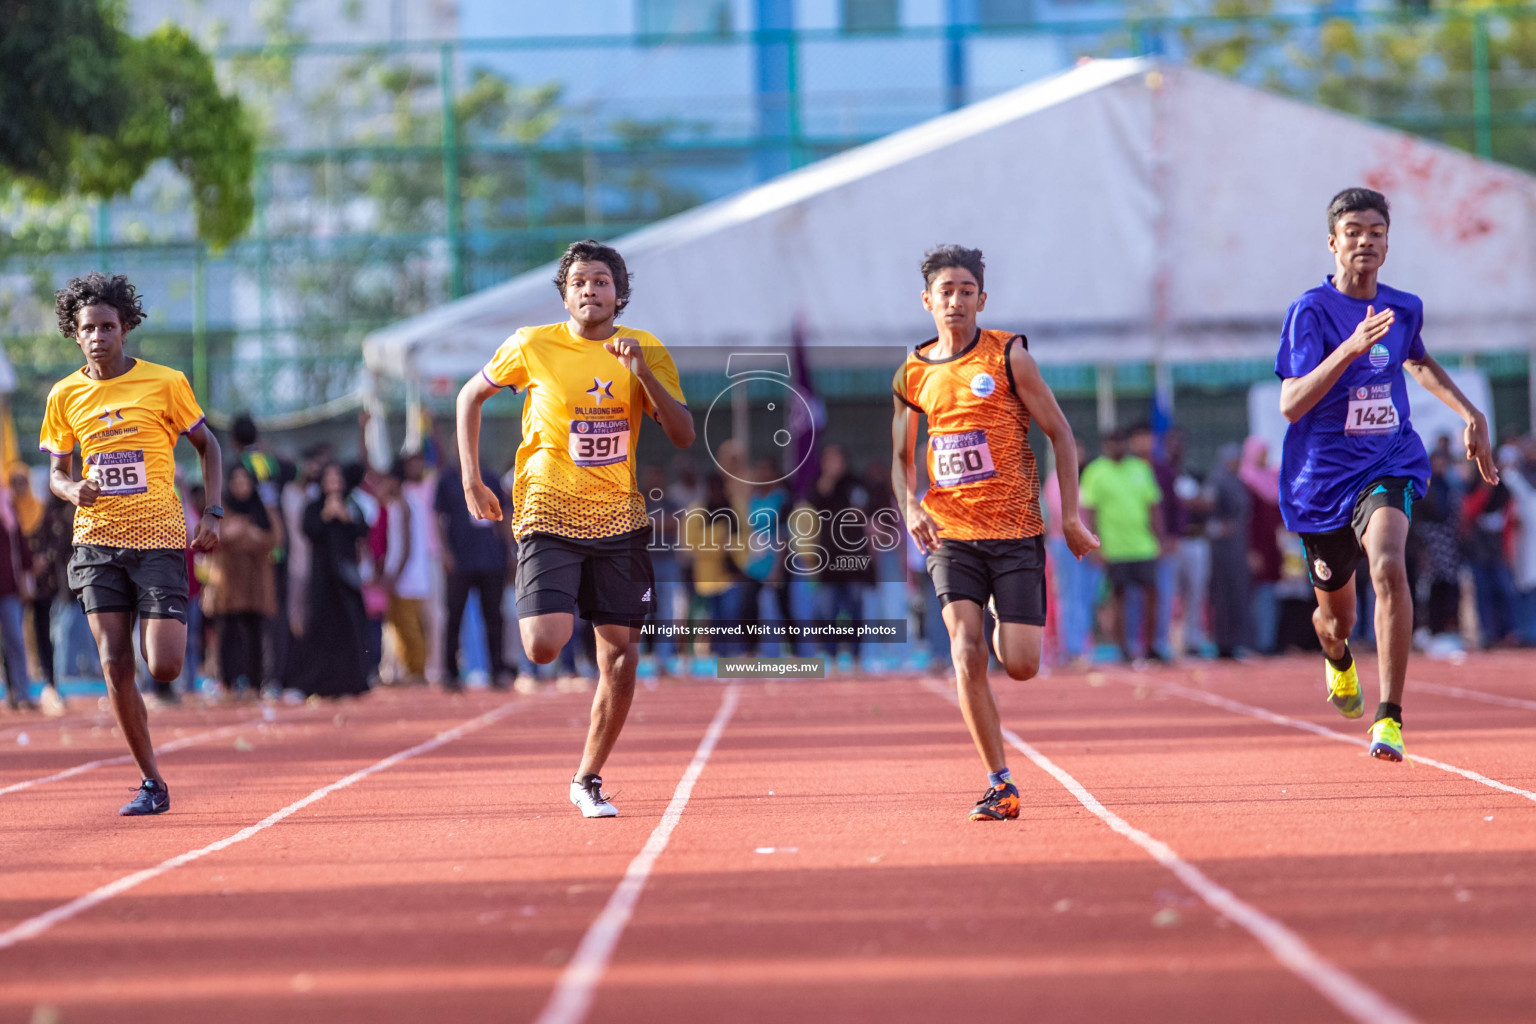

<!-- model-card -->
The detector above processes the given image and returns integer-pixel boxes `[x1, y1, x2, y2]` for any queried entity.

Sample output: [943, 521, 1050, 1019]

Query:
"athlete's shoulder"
[45, 370, 86, 402]
[1289, 282, 1338, 312]
[133, 359, 188, 384]
[511, 322, 564, 346]
[1376, 281, 1424, 312]
[616, 324, 663, 347]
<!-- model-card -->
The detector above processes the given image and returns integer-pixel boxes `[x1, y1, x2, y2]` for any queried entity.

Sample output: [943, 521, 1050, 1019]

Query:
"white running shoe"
[570, 775, 618, 818]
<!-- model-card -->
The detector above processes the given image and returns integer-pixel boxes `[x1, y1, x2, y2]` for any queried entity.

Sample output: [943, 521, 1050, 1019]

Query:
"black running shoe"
[120, 779, 170, 816]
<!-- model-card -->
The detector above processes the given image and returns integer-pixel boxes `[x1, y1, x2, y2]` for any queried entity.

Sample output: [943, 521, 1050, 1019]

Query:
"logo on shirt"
[969, 372, 996, 398]
[95, 408, 125, 426]
[1368, 343, 1390, 369]
[585, 378, 615, 405]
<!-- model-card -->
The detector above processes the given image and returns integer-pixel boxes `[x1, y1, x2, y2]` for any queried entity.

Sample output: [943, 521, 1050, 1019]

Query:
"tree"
[0, 0, 255, 247]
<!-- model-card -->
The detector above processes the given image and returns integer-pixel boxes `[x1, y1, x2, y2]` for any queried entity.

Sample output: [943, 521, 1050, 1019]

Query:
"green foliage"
[1184, 0, 1536, 172]
[0, 1, 255, 247]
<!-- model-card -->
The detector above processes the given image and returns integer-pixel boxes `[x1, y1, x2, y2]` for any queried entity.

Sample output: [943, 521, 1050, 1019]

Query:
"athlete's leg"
[1312, 577, 1357, 662]
[943, 599, 1007, 773]
[520, 612, 575, 665]
[1361, 506, 1412, 705]
[576, 623, 639, 777]
[991, 621, 1042, 681]
[138, 616, 187, 683]
[90, 611, 162, 783]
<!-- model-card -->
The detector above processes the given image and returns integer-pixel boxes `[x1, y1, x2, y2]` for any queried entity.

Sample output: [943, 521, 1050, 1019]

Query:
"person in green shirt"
[1080, 429, 1165, 662]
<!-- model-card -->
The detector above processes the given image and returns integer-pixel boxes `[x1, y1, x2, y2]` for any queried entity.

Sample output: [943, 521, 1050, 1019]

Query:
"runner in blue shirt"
[1277, 187, 1497, 762]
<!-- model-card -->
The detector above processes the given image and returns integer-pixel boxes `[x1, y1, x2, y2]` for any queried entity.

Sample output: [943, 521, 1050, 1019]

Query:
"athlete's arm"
[1008, 343, 1100, 559]
[605, 338, 695, 448]
[891, 399, 940, 552]
[186, 424, 223, 553]
[48, 453, 99, 509]
[1280, 305, 1395, 422]
[454, 374, 503, 522]
[1405, 354, 1499, 485]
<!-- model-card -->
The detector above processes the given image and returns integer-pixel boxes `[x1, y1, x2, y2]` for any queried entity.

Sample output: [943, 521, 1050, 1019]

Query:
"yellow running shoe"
[1325, 653, 1363, 719]
[1369, 718, 1405, 762]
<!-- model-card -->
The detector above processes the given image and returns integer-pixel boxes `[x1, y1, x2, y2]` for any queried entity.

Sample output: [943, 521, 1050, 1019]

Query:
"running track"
[2, 654, 1534, 1023]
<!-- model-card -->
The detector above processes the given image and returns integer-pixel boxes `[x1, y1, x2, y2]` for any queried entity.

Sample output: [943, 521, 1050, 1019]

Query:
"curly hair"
[55, 273, 146, 338]
[553, 239, 632, 316]
[920, 244, 985, 293]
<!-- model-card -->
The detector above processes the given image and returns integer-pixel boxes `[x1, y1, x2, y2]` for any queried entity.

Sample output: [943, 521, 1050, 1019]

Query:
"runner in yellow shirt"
[455, 240, 694, 818]
[40, 274, 223, 816]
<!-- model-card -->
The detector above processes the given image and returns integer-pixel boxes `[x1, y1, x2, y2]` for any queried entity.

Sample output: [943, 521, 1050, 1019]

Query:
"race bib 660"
[931, 430, 996, 488]
[569, 419, 630, 467]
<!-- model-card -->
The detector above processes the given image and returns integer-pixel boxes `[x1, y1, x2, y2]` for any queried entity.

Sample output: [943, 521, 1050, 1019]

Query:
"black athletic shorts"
[515, 528, 655, 626]
[925, 535, 1047, 626]
[67, 545, 190, 624]
[1300, 476, 1416, 593]
[1105, 558, 1158, 595]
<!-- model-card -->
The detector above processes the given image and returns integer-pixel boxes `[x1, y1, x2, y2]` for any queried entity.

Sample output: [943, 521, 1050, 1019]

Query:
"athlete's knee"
[1001, 650, 1040, 681]
[950, 632, 988, 673]
[1369, 551, 1408, 592]
[1314, 603, 1353, 643]
[147, 654, 183, 683]
[521, 624, 569, 664]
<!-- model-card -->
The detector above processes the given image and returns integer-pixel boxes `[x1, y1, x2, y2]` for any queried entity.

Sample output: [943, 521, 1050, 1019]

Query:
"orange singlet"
[893, 328, 1044, 541]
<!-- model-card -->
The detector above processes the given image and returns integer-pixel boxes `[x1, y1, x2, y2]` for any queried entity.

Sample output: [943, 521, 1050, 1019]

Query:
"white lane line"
[0, 718, 280, 797]
[922, 678, 1417, 1024]
[0, 700, 525, 951]
[1142, 679, 1536, 805]
[535, 684, 740, 1024]
[1414, 680, 1536, 713]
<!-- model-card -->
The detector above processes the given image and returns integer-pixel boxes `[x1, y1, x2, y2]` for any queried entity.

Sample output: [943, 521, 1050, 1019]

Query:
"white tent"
[364, 56, 1536, 389]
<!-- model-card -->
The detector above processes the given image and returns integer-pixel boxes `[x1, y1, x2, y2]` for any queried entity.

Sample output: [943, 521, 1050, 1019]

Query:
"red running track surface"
[1, 654, 1533, 1023]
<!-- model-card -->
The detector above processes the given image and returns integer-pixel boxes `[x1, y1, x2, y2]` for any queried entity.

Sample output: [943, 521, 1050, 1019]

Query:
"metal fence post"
[1472, 12, 1493, 160]
[193, 244, 209, 402]
[440, 42, 466, 299]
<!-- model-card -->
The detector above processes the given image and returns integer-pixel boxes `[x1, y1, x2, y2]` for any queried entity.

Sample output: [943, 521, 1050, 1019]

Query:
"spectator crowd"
[5, 411, 1536, 713]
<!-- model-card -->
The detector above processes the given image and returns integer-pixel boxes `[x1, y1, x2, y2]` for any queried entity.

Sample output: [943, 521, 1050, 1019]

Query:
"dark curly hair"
[55, 273, 146, 338]
[554, 239, 631, 316]
[920, 244, 985, 293]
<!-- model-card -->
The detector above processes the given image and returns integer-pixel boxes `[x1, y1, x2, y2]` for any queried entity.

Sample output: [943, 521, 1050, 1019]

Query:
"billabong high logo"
[585, 378, 615, 404]
[95, 409, 125, 426]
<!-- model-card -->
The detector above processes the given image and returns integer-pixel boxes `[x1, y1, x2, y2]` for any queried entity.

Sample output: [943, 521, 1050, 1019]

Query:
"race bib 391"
[569, 419, 631, 467]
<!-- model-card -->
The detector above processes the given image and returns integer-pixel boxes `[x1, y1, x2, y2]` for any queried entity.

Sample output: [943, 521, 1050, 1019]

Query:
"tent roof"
[364, 57, 1536, 385]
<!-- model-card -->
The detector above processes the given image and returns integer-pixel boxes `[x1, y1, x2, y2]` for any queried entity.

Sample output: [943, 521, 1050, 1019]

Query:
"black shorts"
[1300, 476, 1416, 593]
[925, 535, 1047, 626]
[515, 528, 655, 626]
[67, 545, 190, 624]
[1106, 559, 1158, 595]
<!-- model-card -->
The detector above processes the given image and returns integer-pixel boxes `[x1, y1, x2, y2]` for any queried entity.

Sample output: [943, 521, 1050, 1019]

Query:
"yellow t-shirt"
[482, 322, 686, 540]
[39, 359, 204, 549]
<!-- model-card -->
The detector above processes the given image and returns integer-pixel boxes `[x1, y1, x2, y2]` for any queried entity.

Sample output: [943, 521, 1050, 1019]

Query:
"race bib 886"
[89, 449, 148, 496]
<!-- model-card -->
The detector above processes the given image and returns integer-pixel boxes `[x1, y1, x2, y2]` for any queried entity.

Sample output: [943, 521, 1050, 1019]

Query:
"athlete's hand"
[1063, 517, 1100, 560]
[905, 501, 941, 553]
[465, 479, 502, 522]
[71, 477, 101, 508]
[191, 515, 220, 553]
[604, 337, 652, 381]
[1465, 413, 1499, 485]
[1346, 305, 1395, 357]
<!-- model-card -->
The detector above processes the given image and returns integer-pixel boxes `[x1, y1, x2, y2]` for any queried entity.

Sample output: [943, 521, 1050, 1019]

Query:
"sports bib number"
[931, 430, 996, 488]
[89, 450, 148, 496]
[569, 419, 631, 467]
[1346, 384, 1398, 436]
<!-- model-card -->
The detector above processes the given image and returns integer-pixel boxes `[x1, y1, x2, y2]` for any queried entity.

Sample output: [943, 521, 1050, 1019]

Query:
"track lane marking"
[0, 717, 280, 797]
[1413, 680, 1536, 713]
[1138, 678, 1536, 804]
[922, 678, 1418, 1024]
[534, 683, 740, 1024]
[0, 699, 527, 951]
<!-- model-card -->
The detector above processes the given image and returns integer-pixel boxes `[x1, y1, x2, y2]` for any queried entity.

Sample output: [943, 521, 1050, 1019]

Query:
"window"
[978, 0, 1033, 27]
[637, 0, 733, 36]
[842, 0, 899, 33]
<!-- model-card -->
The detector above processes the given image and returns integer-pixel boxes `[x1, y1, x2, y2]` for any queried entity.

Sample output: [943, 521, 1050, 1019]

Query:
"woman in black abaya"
[285, 462, 371, 697]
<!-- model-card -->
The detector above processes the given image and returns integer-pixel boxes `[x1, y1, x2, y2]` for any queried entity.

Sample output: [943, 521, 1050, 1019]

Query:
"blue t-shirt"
[1275, 277, 1431, 534]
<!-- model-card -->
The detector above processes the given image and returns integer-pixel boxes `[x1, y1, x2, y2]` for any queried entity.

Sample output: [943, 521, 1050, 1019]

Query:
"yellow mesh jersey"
[39, 359, 204, 549]
[893, 328, 1044, 541]
[482, 322, 685, 540]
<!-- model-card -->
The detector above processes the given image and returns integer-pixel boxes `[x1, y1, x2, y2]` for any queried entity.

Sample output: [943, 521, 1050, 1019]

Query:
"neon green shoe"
[1325, 654, 1364, 719]
[1369, 718, 1405, 762]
